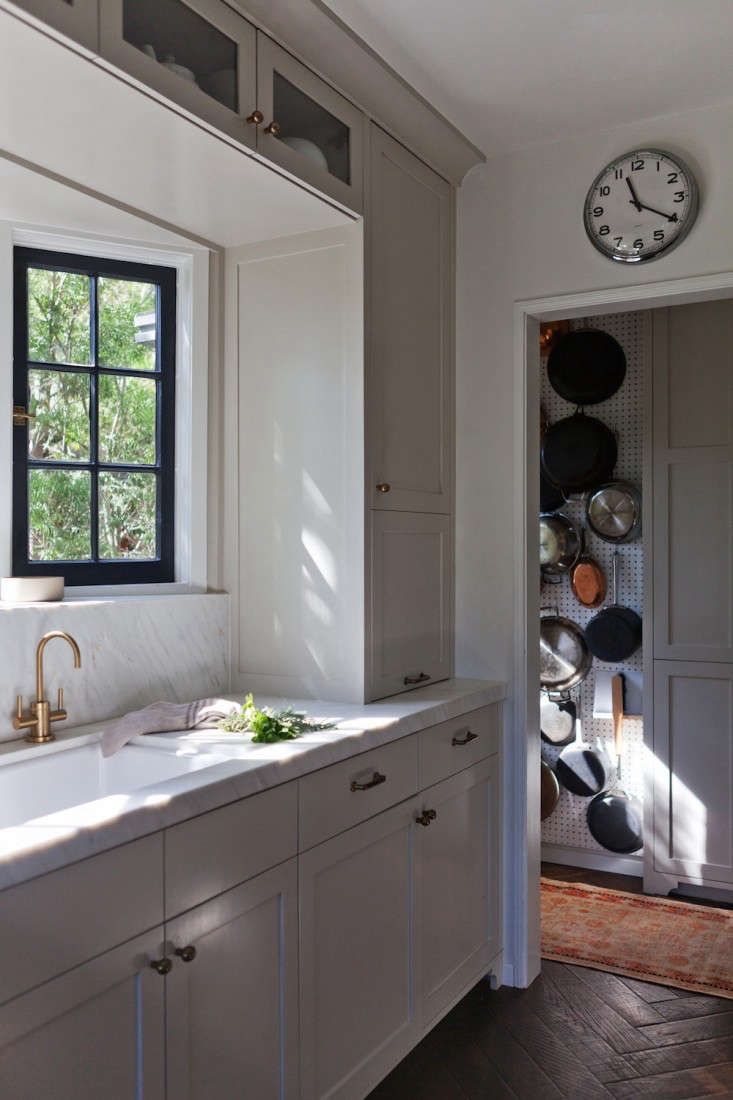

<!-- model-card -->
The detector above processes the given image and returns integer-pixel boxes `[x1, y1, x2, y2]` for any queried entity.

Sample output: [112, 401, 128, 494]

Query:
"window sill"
[0, 585, 221, 608]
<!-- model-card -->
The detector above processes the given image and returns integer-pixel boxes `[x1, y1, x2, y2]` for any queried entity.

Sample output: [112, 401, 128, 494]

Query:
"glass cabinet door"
[99, 0, 258, 148]
[11, 0, 99, 52]
[257, 35, 364, 213]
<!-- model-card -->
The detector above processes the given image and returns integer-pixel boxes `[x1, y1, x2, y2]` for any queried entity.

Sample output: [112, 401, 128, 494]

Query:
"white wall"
[456, 97, 733, 686]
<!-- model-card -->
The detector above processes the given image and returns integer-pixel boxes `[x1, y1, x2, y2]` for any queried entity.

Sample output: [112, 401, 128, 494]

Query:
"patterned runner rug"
[541, 877, 733, 999]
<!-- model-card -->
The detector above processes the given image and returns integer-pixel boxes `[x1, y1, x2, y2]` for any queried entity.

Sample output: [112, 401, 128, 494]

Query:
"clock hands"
[626, 176, 642, 212]
[625, 175, 679, 222]
[628, 199, 679, 223]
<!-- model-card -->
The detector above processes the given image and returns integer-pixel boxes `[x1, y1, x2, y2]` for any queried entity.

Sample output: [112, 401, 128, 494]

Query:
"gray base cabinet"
[0, 928, 165, 1099]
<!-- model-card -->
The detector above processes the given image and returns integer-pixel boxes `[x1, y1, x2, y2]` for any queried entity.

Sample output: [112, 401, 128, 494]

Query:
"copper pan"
[571, 554, 606, 609]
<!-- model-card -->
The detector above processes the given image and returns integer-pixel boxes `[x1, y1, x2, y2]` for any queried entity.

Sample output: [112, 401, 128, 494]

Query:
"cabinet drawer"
[165, 781, 297, 918]
[299, 736, 418, 851]
[418, 705, 500, 790]
[0, 833, 163, 1005]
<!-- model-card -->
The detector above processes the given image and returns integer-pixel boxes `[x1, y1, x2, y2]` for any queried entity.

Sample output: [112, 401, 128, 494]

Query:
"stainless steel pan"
[586, 481, 641, 544]
[540, 513, 582, 577]
[540, 608, 593, 695]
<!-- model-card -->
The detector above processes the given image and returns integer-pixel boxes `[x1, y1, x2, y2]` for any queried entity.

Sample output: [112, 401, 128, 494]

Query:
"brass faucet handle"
[50, 687, 67, 724]
[12, 694, 37, 732]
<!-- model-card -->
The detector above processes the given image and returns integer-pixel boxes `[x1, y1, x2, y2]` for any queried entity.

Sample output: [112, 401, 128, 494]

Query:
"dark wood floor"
[368, 865, 733, 1099]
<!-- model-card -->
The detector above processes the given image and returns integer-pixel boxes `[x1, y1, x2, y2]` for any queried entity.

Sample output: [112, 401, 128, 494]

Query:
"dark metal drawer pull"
[175, 945, 197, 963]
[350, 771, 386, 792]
[150, 957, 172, 976]
[404, 672, 431, 685]
[451, 730, 478, 747]
[415, 809, 437, 827]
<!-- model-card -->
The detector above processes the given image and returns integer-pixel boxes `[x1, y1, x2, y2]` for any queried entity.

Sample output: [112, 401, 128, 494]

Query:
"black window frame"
[12, 247, 176, 585]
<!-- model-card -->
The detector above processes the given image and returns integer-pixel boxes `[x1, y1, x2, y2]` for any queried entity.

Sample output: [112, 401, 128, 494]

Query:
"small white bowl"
[1, 576, 64, 603]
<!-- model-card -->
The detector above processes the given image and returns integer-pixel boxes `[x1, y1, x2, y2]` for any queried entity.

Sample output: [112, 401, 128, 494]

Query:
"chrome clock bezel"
[583, 148, 699, 264]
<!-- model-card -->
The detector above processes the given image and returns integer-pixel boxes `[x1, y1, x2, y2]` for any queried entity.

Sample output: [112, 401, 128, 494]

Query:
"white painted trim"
[4, 224, 210, 591]
[541, 844, 643, 878]
[511, 268, 733, 990]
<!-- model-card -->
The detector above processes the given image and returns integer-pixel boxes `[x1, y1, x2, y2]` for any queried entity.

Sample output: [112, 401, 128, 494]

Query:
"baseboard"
[542, 843, 643, 878]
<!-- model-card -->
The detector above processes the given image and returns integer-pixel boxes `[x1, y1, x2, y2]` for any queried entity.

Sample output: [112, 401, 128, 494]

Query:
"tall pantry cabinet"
[230, 121, 455, 704]
[365, 126, 455, 700]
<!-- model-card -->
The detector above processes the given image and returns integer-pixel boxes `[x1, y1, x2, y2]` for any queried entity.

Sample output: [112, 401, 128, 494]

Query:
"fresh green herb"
[218, 694, 336, 744]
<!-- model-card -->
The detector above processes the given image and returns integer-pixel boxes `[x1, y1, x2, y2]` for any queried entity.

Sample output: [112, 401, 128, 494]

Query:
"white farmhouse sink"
[0, 742, 226, 830]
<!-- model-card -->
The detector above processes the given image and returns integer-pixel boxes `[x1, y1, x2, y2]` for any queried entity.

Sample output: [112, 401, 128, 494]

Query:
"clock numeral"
[593, 206, 604, 217]
[667, 171, 679, 184]
[673, 190, 685, 203]
[654, 229, 665, 242]
[599, 185, 610, 196]
[633, 238, 644, 249]
[613, 237, 623, 247]
[631, 159, 645, 171]
[598, 225, 610, 236]
[614, 168, 624, 179]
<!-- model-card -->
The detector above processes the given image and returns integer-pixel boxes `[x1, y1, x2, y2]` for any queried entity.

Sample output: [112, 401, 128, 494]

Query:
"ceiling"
[322, 0, 733, 157]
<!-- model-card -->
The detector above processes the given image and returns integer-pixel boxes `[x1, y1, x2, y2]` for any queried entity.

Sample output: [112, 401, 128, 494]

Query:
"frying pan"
[540, 513, 582, 576]
[571, 553, 606, 609]
[541, 695, 577, 747]
[587, 675, 643, 853]
[541, 412, 617, 494]
[540, 609, 592, 695]
[540, 467, 564, 513]
[541, 760, 560, 821]
[585, 552, 642, 662]
[547, 329, 626, 406]
[555, 718, 609, 797]
[586, 481, 642, 543]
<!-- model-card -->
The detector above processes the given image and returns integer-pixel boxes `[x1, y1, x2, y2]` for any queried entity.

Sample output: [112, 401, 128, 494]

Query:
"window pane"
[123, 0, 239, 111]
[99, 374, 156, 465]
[98, 278, 157, 371]
[27, 268, 91, 365]
[274, 72, 350, 185]
[28, 369, 90, 462]
[98, 471, 157, 560]
[29, 469, 91, 561]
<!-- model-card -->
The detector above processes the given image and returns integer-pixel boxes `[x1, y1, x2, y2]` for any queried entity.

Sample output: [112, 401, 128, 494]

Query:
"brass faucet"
[13, 631, 82, 744]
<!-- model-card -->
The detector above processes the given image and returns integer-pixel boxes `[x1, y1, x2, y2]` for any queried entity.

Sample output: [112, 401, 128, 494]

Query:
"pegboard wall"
[541, 311, 646, 856]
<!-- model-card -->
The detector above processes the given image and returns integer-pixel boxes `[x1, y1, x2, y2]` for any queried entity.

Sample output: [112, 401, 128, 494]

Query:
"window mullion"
[90, 274, 99, 563]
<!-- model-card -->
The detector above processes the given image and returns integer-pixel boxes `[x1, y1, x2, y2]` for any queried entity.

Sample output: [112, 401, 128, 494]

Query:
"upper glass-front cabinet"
[99, 0, 258, 148]
[257, 35, 364, 213]
[10, 0, 99, 51]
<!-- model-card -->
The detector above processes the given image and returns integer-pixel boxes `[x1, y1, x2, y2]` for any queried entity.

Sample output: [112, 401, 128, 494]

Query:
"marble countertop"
[0, 678, 505, 891]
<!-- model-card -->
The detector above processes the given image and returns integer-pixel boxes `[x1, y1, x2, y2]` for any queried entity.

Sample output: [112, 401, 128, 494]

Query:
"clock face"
[584, 149, 699, 263]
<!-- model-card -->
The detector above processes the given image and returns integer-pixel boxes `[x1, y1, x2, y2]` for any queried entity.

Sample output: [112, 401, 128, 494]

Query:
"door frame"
[512, 269, 733, 988]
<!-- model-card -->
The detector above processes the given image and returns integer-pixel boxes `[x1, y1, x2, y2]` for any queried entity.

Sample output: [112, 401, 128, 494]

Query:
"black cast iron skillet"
[585, 552, 642, 663]
[548, 329, 626, 406]
[541, 412, 617, 494]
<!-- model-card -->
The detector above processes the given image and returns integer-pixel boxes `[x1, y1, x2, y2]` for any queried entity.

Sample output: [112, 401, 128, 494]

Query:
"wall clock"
[584, 149, 699, 263]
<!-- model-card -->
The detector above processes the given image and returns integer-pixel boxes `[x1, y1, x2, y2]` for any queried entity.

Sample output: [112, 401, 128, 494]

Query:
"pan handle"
[611, 551, 620, 605]
[540, 606, 560, 618]
[611, 673, 624, 781]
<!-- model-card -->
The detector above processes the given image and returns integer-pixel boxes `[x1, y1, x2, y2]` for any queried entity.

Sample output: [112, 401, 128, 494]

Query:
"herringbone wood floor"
[368, 867, 733, 1099]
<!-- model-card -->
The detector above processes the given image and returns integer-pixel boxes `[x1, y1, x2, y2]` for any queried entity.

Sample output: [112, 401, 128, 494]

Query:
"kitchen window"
[12, 247, 176, 585]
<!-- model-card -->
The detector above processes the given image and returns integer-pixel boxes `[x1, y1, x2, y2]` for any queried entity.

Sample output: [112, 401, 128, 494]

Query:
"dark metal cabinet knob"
[415, 809, 437, 827]
[264, 120, 281, 136]
[376, 482, 391, 493]
[150, 957, 172, 976]
[404, 672, 431, 686]
[245, 109, 264, 125]
[175, 945, 197, 963]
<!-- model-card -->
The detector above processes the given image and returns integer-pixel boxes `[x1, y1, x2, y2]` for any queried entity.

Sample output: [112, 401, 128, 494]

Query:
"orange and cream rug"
[541, 877, 733, 999]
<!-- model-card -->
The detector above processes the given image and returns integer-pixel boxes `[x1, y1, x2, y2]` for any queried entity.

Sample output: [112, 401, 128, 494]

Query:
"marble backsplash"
[0, 593, 230, 743]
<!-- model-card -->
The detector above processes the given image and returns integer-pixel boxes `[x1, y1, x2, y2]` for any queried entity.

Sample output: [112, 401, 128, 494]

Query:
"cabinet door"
[653, 304, 733, 661]
[653, 661, 733, 885]
[9, 0, 98, 52]
[0, 927, 165, 1100]
[299, 798, 420, 1100]
[256, 34, 364, 213]
[99, 0, 258, 147]
[415, 758, 501, 1026]
[366, 124, 453, 513]
[368, 510, 453, 700]
[165, 859, 299, 1100]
